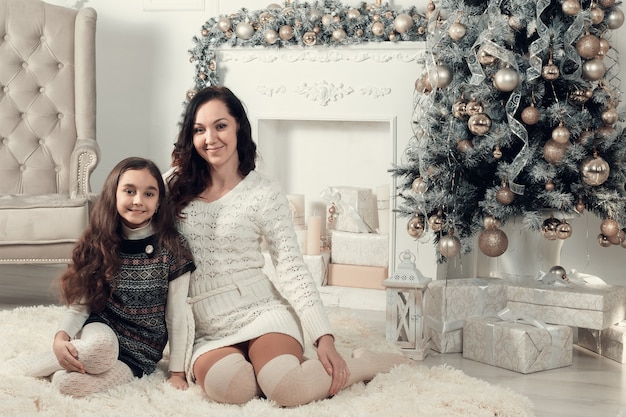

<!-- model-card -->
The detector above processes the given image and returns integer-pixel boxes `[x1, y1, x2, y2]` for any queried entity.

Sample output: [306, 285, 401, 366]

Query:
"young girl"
[8, 157, 195, 397]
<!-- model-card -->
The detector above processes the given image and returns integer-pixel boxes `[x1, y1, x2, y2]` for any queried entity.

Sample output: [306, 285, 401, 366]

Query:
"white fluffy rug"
[0, 305, 535, 417]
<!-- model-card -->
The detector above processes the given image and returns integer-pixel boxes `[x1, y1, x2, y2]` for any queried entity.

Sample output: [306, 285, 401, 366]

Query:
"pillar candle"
[376, 184, 390, 235]
[286, 194, 305, 229]
[306, 216, 321, 256]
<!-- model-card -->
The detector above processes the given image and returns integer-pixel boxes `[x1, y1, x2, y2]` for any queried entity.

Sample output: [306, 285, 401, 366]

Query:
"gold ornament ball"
[599, 38, 610, 55]
[484, 215, 501, 229]
[496, 185, 515, 205]
[235, 22, 255, 40]
[542, 63, 560, 81]
[581, 155, 610, 186]
[321, 14, 333, 26]
[428, 213, 443, 232]
[407, 216, 425, 238]
[415, 74, 432, 94]
[393, 13, 414, 34]
[551, 123, 571, 144]
[302, 31, 317, 46]
[599, 0, 616, 7]
[607, 8, 625, 29]
[372, 21, 385, 37]
[541, 217, 561, 240]
[465, 100, 484, 116]
[347, 8, 361, 19]
[569, 89, 591, 104]
[439, 234, 462, 258]
[449, 22, 467, 40]
[590, 6, 605, 25]
[478, 48, 496, 66]
[576, 33, 601, 59]
[582, 58, 606, 81]
[457, 139, 473, 153]
[332, 28, 347, 42]
[577, 129, 594, 146]
[478, 228, 509, 257]
[521, 105, 540, 125]
[468, 113, 492, 136]
[493, 146, 503, 159]
[264, 29, 279, 44]
[600, 218, 620, 237]
[562, 0, 581, 16]
[608, 229, 625, 245]
[543, 140, 568, 164]
[601, 107, 619, 125]
[598, 233, 612, 248]
[217, 17, 231, 32]
[411, 177, 428, 194]
[452, 99, 468, 120]
[597, 124, 616, 139]
[493, 67, 519, 92]
[545, 179, 555, 191]
[556, 221, 573, 239]
[621, 229, 626, 248]
[279, 25, 294, 41]
[575, 198, 585, 213]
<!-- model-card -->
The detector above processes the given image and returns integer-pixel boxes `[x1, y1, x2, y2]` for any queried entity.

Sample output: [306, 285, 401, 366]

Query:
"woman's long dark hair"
[168, 86, 257, 218]
[59, 157, 186, 311]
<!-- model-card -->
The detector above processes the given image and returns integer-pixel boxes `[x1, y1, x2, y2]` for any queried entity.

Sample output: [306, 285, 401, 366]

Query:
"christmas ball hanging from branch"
[580, 152, 610, 186]
[439, 232, 461, 258]
[478, 227, 508, 257]
[493, 66, 519, 92]
[468, 113, 492, 135]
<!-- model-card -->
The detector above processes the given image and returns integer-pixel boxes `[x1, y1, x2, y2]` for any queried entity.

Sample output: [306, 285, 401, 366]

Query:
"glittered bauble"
[439, 234, 462, 258]
[465, 100, 483, 116]
[456, 139, 473, 153]
[602, 107, 619, 125]
[598, 233, 612, 247]
[576, 33, 601, 59]
[468, 113, 492, 136]
[235, 22, 255, 40]
[372, 21, 385, 37]
[332, 28, 347, 42]
[411, 177, 428, 194]
[478, 48, 496, 66]
[600, 218, 620, 237]
[541, 217, 561, 240]
[590, 5, 605, 25]
[542, 62, 560, 81]
[582, 58, 606, 81]
[428, 213, 443, 232]
[449, 21, 467, 40]
[598, 0, 615, 7]
[562, 0, 581, 16]
[597, 124, 616, 139]
[478, 228, 509, 257]
[493, 67, 519, 92]
[607, 8, 625, 29]
[543, 139, 568, 164]
[496, 184, 514, 205]
[430, 65, 453, 89]
[407, 215, 425, 238]
[556, 221, 573, 239]
[484, 215, 501, 229]
[217, 17, 231, 32]
[608, 229, 625, 245]
[393, 13, 414, 33]
[452, 99, 468, 120]
[521, 104, 540, 125]
[551, 122, 571, 144]
[279, 25, 294, 41]
[576, 129, 594, 146]
[264, 29, 279, 44]
[302, 31, 317, 46]
[581, 154, 610, 186]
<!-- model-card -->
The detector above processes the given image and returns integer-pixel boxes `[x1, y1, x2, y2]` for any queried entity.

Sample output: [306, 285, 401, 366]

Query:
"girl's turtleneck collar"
[122, 221, 155, 240]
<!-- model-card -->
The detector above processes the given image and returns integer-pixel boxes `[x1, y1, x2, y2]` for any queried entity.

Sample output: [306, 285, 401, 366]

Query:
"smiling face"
[192, 99, 240, 173]
[115, 168, 160, 229]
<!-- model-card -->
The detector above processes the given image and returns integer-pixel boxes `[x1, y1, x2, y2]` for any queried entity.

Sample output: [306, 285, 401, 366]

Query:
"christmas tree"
[392, 0, 626, 262]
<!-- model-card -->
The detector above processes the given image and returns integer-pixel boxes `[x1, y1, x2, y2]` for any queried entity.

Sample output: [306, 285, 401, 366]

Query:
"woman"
[167, 86, 409, 407]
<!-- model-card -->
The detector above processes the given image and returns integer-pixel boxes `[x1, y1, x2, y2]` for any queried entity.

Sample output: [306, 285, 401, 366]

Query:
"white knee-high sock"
[6, 351, 62, 378]
[52, 360, 134, 397]
[257, 349, 412, 407]
[202, 353, 261, 404]
[71, 322, 119, 374]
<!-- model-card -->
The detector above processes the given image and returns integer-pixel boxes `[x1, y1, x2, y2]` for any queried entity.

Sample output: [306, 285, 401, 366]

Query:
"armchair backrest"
[0, 0, 98, 197]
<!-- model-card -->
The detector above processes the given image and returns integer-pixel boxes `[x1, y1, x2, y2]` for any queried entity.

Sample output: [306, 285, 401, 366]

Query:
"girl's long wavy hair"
[58, 157, 186, 311]
[168, 86, 257, 218]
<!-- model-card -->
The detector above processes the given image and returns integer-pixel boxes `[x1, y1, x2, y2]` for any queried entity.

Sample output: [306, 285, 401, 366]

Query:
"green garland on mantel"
[187, 0, 432, 96]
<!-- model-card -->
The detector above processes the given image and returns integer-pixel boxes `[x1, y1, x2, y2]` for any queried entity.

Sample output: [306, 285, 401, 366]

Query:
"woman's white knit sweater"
[179, 171, 333, 376]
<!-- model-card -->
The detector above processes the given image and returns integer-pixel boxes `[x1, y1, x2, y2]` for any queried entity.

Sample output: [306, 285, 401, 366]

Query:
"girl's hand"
[167, 371, 188, 390]
[315, 334, 349, 396]
[52, 331, 84, 373]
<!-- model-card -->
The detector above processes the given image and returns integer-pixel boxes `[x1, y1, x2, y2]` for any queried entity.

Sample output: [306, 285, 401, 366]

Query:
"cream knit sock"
[202, 353, 261, 404]
[6, 351, 62, 378]
[51, 360, 134, 397]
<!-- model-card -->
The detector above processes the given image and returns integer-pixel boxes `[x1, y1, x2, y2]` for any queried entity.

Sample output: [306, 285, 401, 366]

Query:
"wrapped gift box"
[327, 186, 377, 233]
[330, 230, 388, 268]
[463, 314, 573, 374]
[425, 278, 507, 353]
[506, 280, 626, 330]
[327, 263, 388, 290]
[578, 321, 626, 363]
[262, 250, 330, 287]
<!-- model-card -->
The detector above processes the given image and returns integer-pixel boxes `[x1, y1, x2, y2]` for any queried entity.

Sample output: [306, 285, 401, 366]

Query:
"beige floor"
[1, 264, 625, 417]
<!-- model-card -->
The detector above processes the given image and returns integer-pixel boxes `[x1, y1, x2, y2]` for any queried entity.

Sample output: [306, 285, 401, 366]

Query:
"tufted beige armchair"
[0, 0, 99, 264]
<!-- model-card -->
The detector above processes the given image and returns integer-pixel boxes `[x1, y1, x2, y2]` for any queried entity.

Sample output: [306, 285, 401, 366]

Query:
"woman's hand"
[315, 334, 349, 396]
[167, 371, 188, 390]
[52, 331, 84, 373]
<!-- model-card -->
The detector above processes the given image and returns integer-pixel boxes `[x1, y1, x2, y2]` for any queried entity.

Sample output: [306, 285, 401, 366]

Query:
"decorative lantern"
[382, 250, 432, 360]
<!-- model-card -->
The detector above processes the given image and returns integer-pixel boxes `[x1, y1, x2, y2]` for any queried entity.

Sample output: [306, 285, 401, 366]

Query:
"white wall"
[51, 0, 626, 284]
